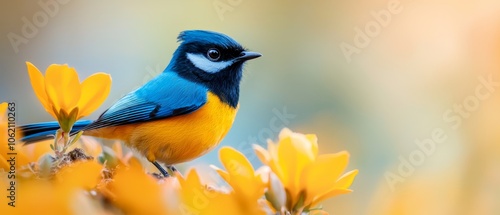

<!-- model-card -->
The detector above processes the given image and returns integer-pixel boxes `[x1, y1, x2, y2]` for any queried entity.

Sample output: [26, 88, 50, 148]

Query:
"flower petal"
[288, 132, 316, 160]
[278, 127, 293, 139]
[276, 137, 294, 190]
[210, 164, 231, 183]
[301, 151, 350, 206]
[111, 163, 171, 214]
[219, 147, 265, 201]
[77, 72, 111, 118]
[310, 189, 352, 208]
[309, 210, 330, 215]
[177, 168, 202, 188]
[277, 134, 316, 204]
[255, 166, 271, 185]
[266, 171, 287, 212]
[305, 134, 318, 158]
[0, 102, 7, 120]
[26, 62, 55, 118]
[44, 64, 81, 112]
[335, 169, 359, 189]
[0, 157, 9, 170]
[220, 147, 254, 178]
[253, 144, 271, 164]
[309, 169, 358, 207]
[266, 140, 285, 181]
[56, 161, 103, 189]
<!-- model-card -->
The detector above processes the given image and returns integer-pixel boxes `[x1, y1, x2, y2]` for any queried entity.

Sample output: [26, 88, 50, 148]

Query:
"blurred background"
[1, 0, 500, 214]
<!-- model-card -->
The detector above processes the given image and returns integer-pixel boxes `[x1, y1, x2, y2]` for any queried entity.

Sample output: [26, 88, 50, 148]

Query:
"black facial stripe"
[184, 43, 244, 62]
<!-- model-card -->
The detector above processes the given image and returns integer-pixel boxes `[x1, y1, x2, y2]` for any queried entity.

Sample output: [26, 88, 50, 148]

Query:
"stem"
[60, 131, 70, 154]
[53, 129, 63, 158]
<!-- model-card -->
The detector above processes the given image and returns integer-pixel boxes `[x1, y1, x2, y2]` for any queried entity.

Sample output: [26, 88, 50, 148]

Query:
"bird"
[19, 30, 261, 176]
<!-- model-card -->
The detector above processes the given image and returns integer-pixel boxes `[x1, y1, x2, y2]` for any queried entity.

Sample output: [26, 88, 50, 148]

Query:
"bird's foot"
[152, 161, 169, 177]
[166, 165, 178, 177]
[151, 162, 178, 177]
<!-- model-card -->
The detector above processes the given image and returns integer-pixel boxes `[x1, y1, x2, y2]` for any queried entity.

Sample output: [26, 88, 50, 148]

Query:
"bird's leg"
[166, 165, 177, 177]
[152, 161, 169, 177]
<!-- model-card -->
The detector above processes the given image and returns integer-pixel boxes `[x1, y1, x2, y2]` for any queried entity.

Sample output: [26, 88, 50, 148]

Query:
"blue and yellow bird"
[20, 30, 261, 176]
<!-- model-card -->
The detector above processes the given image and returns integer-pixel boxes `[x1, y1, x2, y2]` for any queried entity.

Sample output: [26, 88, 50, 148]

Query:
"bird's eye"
[207, 48, 221, 61]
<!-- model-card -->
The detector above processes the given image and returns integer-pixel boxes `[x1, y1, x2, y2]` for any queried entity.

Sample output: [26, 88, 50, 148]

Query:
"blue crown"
[177, 30, 243, 49]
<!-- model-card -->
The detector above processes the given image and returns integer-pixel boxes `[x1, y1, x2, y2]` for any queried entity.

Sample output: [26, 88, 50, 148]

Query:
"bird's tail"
[19, 120, 93, 144]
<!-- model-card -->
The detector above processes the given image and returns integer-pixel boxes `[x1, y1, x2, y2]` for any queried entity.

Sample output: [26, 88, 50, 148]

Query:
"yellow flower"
[26, 62, 111, 132]
[254, 128, 358, 212]
[177, 169, 229, 214]
[108, 163, 175, 215]
[177, 147, 267, 215]
[1, 161, 105, 215]
[177, 169, 265, 215]
[212, 147, 268, 214]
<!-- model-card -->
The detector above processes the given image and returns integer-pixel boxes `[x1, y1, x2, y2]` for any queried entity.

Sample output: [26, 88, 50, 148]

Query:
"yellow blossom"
[26, 62, 111, 132]
[213, 147, 268, 214]
[1, 161, 105, 215]
[107, 163, 175, 215]
[177, 147, 267, 215]
[254, 128, 358, 212]
[177, 169, 228, 214]
[177, 168, 264, 215]
[214, 147, 267, 202]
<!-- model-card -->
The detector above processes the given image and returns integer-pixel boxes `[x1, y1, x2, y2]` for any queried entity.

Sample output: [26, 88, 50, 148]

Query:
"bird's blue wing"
[83, 72, 208, 130]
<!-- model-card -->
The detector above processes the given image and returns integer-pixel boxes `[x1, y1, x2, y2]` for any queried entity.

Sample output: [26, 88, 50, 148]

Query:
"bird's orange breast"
[85, 92, 238, 164]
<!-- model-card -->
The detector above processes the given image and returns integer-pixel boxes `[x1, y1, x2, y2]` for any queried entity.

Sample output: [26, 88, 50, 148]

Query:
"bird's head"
[167, 30, 261, 107]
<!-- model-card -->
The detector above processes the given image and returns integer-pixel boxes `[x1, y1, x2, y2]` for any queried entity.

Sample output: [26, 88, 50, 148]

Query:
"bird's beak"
[238, 51, 262, 61]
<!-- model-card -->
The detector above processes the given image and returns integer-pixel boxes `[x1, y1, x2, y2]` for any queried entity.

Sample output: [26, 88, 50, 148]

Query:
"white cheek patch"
[186, 53, 234, 74]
